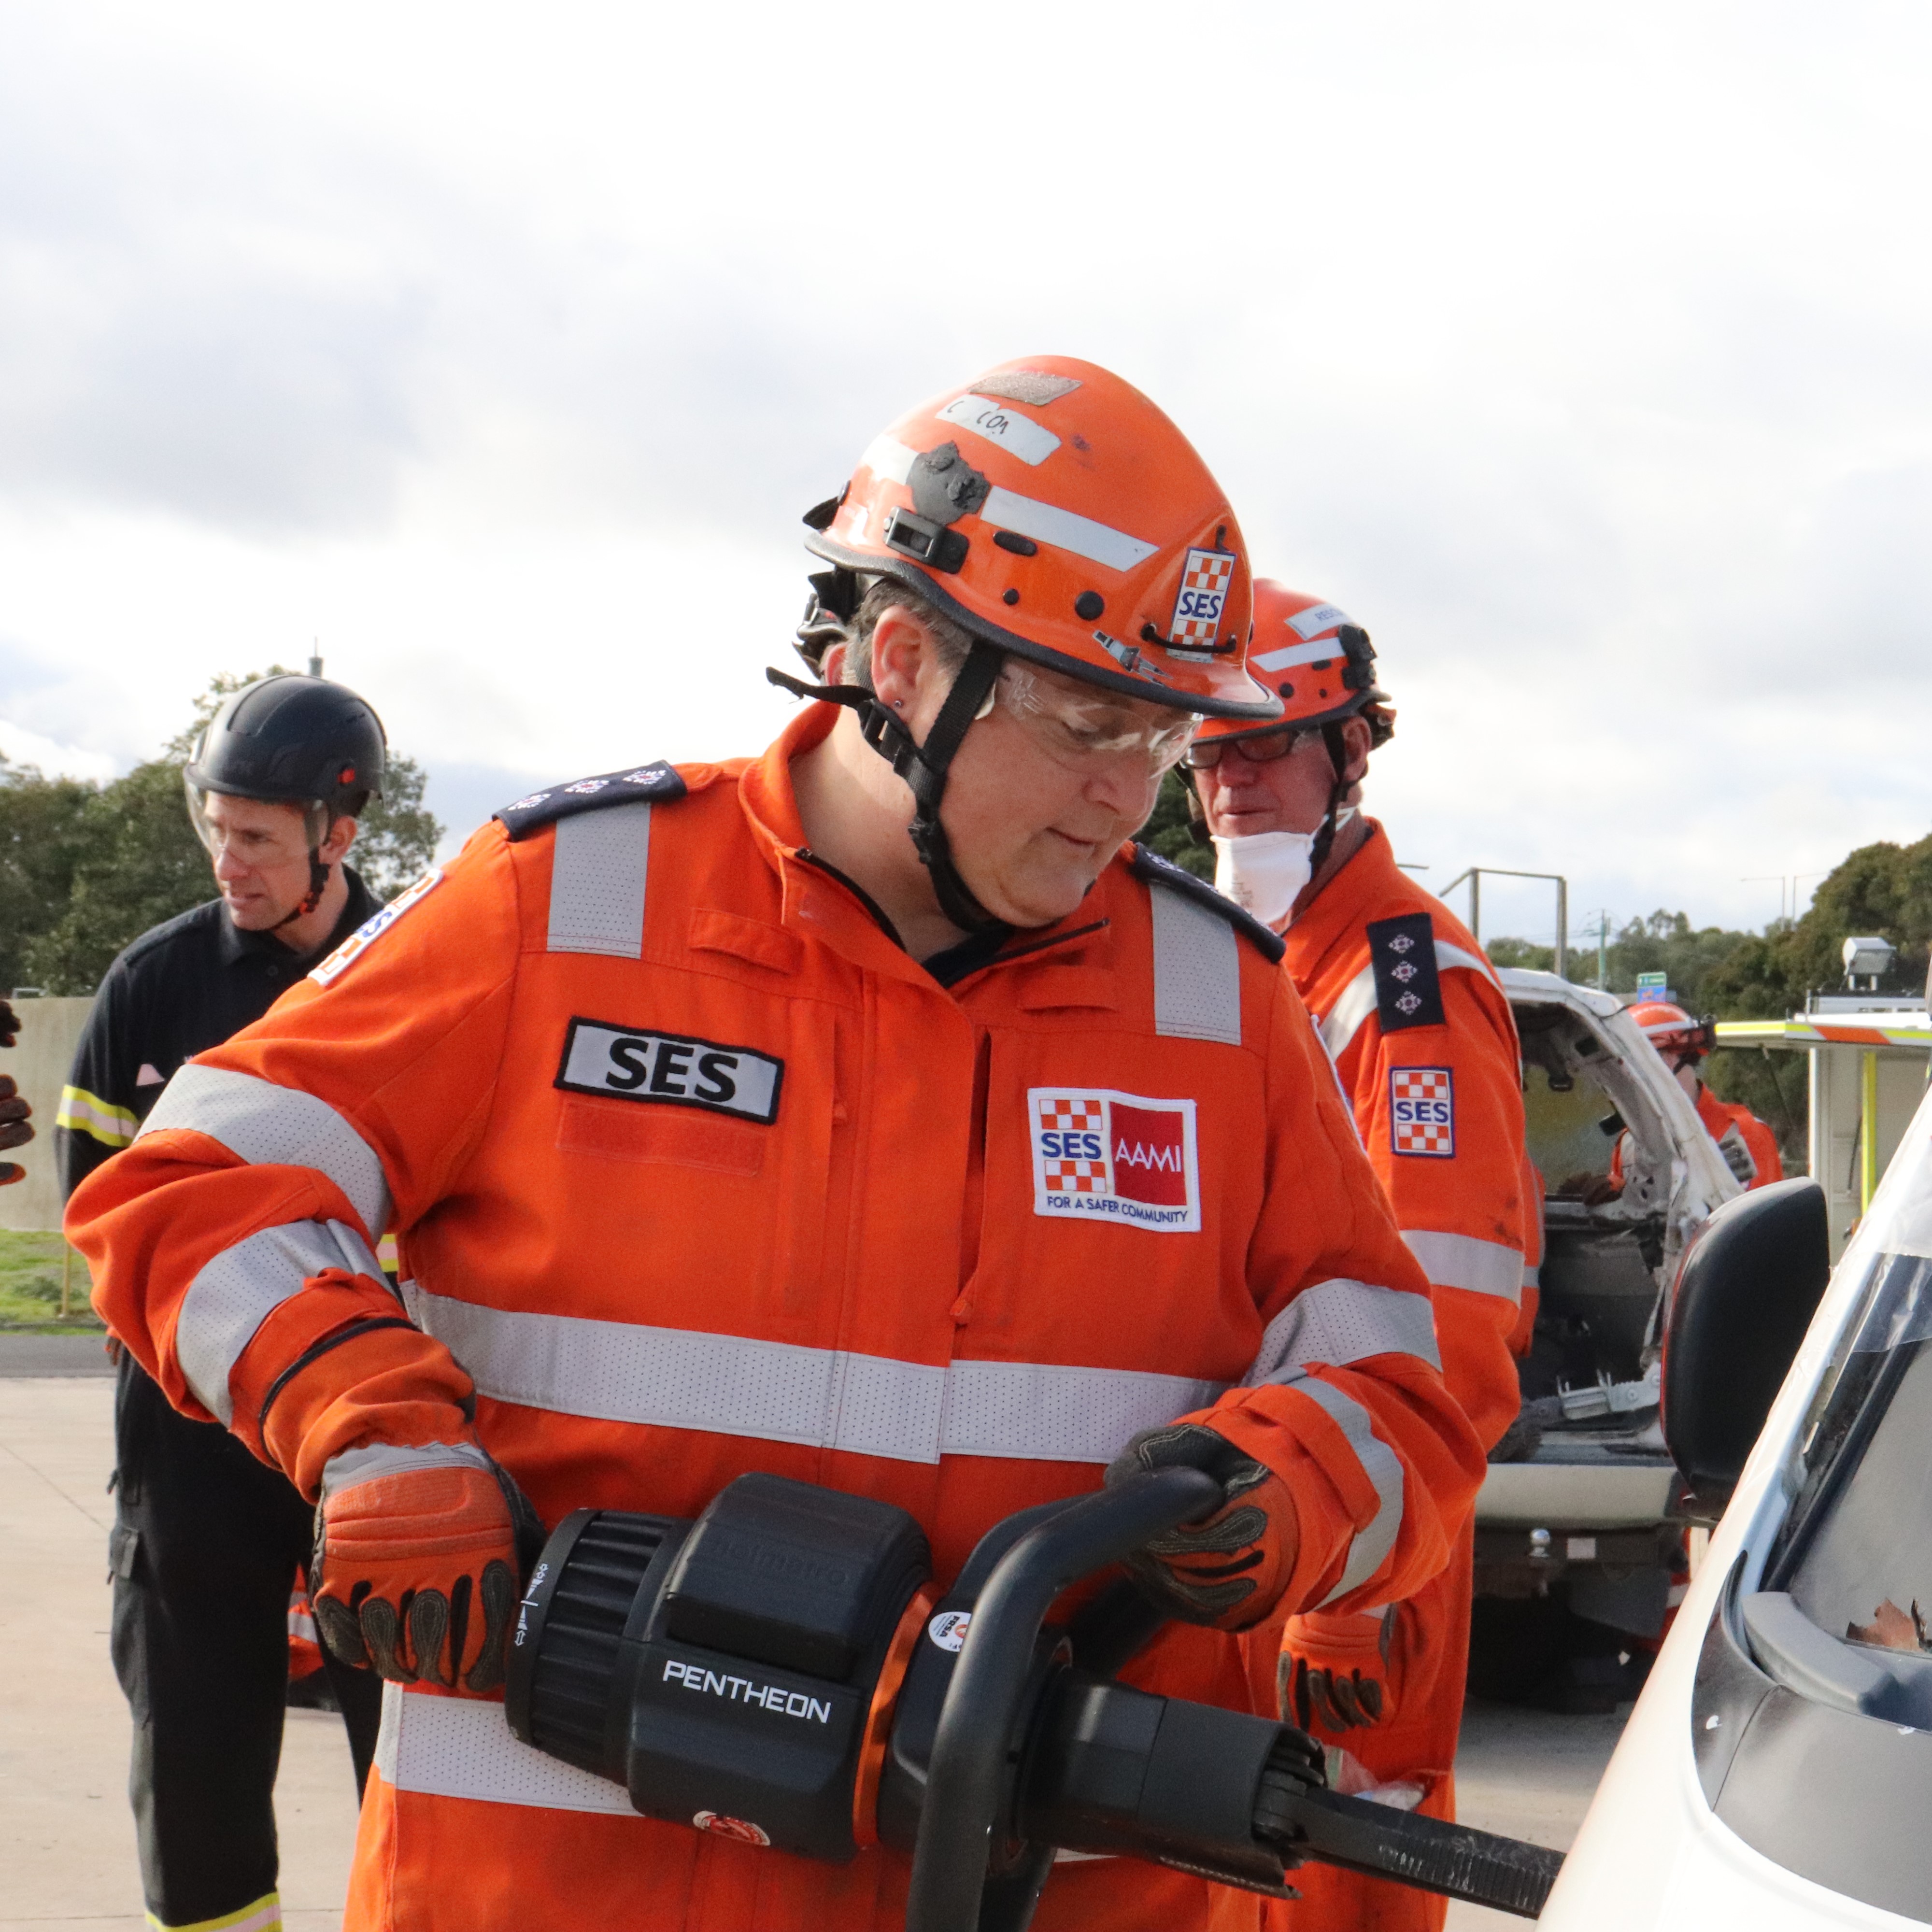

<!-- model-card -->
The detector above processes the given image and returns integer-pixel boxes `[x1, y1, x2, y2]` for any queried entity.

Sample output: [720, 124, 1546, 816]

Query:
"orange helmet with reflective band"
[1190, 580, 1394, 747]
[803, 357, 1279, 722]
[1628, 1002, 1714, 1060]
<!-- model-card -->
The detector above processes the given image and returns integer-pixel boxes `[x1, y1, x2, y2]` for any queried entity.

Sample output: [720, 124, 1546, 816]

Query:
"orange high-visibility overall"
[1257, 823, 1525, 1932]
[71, 708, 1483, 1932]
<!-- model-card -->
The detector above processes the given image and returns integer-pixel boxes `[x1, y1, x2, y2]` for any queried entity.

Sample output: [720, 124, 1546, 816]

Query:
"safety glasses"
[1183, 726, 1309, 771]
[986, 663, 1199, 774]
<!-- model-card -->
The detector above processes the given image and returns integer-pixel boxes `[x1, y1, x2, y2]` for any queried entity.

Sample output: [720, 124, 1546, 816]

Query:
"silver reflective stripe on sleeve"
[1401, 1230, 1524, 1306]
[1522, 1263, 1541, 1290]
[1242, 1278, 1440, 1383]
[1319, 965, 1379, 1060]
[1149, 882, 1242, 1046]
[320, 1440, 492, 1502]
[1279, 1368, 1405, 1607]
[548, 801, 652, 958]
[136, 1065, 391, 1239]
[1317, 941, 1500, 1061]
[177, 1220, 384, 1424]
[399, 1284, 1223, 1465]
[376, 1682, 635, 1814]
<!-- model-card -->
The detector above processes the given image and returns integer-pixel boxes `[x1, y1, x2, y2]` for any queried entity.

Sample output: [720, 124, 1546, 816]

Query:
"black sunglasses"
[1184, 727, 1310, 771]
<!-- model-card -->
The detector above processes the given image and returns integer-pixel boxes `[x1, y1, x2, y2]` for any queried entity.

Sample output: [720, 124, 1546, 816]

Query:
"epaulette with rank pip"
[1367, 911, 1445, 1030]
[1130, 844, 1287, 964]
[494, 763, 687, 841]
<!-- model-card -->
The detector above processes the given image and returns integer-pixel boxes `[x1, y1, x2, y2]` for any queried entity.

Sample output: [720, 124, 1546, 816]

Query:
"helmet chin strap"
[1307, 721, 1355, 878]
[269, 853, 330, 932]
[766, 644, 1008, 936]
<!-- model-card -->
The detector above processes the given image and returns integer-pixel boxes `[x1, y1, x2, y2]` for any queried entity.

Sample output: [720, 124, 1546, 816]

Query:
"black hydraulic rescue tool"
[505, 1470, 1563, 1927]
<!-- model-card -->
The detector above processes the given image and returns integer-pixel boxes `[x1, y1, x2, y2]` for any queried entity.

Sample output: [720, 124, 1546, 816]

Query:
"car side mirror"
[1663, 1178, 1831, 1513]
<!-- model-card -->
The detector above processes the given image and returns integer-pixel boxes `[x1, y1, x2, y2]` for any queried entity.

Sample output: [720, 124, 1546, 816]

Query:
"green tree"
[0, 759, 99, 994]
[1141, 770, 1212, 879]
[3, 671, 443, 994]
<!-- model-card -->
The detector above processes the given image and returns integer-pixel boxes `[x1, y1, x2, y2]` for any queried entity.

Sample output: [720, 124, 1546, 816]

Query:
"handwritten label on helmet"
[937, 394, 1060, 467]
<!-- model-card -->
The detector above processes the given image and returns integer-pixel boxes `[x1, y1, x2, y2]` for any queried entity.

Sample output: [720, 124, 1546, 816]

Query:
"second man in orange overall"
[1188, 583, 1527, 1932]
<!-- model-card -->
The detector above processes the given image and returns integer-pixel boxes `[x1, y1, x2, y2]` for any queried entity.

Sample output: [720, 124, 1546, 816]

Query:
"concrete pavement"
[0, 1375, 1625, 1930]
[0, 1377, 359, 1932]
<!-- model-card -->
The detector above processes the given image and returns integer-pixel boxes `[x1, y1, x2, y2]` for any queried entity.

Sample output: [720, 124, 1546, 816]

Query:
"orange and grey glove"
[1105, 1420, 1300, 1632]
[311, 1441, 544, 1693]
[0, 1070, 31, 1186]
[1281, 1616, 1392, 1733]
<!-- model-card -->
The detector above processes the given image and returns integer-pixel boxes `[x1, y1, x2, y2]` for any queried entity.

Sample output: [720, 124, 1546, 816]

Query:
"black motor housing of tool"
[506, 1473, 930, 1860]
[507, 1470, 1564, 1927]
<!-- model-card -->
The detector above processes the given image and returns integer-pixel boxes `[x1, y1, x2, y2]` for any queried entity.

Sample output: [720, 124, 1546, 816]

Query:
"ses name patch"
[1029, 1088, 1200, 1233]
[556, 1019, 783, 1125]
[1390, 1066, 1455, 1157]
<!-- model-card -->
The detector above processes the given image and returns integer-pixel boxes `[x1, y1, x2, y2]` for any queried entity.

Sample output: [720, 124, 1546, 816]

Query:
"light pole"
[1441, 867, 1570, 980]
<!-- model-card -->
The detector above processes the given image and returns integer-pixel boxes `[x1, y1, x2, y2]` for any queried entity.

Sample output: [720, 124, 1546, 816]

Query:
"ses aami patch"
[1028, 1088, 1201, 1233]
[556, 1019, 783, 1125]
[1389, 1066, 1455, 1157]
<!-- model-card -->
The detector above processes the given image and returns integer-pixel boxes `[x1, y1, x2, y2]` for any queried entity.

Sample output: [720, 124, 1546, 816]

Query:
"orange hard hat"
[1629, 1002, 1714, 1058]
[1189, 581, 1393, 749]
[801, 357, 1279, 722]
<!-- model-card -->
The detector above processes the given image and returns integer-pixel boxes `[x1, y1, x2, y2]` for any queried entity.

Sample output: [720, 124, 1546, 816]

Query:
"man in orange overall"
[70, 364, 1483, 1932]
[1624, 1002, 1783, 1189]
[1188, 582, 1526, 1932]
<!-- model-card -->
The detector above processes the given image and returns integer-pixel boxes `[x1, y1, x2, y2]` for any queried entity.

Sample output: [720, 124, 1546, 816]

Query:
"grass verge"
[0, 1229, 102, 1330]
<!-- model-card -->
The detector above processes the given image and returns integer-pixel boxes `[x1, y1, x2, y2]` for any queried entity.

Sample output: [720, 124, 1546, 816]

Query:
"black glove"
[1104, 1421, 1299, 1631]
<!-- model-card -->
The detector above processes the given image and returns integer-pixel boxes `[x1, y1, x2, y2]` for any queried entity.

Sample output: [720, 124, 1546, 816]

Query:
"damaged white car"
[1473, 971, 1742, 1698]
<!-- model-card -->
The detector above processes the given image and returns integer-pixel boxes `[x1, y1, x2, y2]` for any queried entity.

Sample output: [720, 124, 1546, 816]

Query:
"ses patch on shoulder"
[1367, 912, 1444, 1031]
[496, 763, 687, 841]
[556, 1017, 783, 1125]
[310, 870, 443, 988]
[1390, 1066, 1455, 1157]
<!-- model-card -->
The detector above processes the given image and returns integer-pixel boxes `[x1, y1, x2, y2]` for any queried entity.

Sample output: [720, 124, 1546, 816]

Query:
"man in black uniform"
[57, 675, 393, 1932]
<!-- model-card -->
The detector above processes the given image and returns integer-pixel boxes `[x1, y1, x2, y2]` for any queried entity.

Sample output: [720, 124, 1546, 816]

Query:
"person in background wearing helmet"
[0, 998, 30, 1184]
[69, 361, 1483, 1932]
[57, 675, 390, 1932]
[1619, 1002, 1782, 1190]
[1187, 583, 1526, 1932]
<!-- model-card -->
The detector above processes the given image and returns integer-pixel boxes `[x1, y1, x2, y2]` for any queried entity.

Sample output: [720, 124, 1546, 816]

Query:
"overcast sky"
[2, 2, 1927, 946]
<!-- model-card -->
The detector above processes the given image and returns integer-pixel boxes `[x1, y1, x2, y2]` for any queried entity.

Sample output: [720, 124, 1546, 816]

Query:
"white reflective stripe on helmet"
[547, 800, 653, 958]
[1400, 1230, 1524, 1306]
[1317, 940, 1500, 1061]
[1277, 1369, 1405, 1607]
[375, 1682, 635, 1815]
[1149, 882, 1242, 1046]
[137, 1065, 391, 1240]
[177, 1220, 386, 1423]
[319, 1440, 492, 1503]
[398, 1283, 1222, 1466]
[1241, 1279, 1440, 1383]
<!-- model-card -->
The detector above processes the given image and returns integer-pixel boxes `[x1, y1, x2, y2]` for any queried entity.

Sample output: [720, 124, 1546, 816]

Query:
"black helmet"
[185, 674, 386, 816]
[184, 675, 387, 924]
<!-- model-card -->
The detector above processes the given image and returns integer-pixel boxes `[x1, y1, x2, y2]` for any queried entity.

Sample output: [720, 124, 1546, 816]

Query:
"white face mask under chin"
[1213, 831, 1317, 929]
